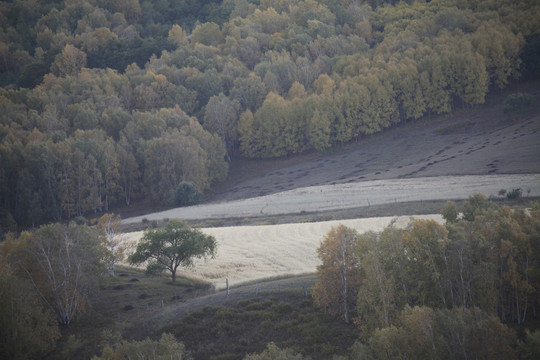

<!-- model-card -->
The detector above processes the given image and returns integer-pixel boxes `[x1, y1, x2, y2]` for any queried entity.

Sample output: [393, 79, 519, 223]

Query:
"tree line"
[1, 0, 539, 230]
[312, 195, 540, 359]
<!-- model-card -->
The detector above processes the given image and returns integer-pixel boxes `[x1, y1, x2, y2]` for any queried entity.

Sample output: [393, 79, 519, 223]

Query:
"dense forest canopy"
[1, 0, 539, 230]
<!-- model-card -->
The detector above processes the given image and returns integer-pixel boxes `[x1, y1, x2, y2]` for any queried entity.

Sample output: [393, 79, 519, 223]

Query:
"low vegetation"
[503, 93, 533, 114]
[164, 296, 357, 359]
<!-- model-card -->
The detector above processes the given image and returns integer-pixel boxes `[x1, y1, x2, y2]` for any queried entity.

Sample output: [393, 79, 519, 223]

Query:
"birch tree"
[96, 213, 124, 276]
[312, 224, 360, 323]
[10, 223, 107, 325]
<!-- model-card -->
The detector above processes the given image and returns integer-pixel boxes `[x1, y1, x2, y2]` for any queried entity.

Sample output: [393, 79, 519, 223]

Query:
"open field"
[123, 174, 540, 223]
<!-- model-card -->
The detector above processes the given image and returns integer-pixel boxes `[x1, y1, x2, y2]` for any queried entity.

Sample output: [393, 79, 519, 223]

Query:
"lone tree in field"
[129, 220, 217, 282]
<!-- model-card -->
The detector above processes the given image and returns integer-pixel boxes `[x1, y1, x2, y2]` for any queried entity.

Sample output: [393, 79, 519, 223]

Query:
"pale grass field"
[123, 174, 540, 223]
[122, 214, 443, 289]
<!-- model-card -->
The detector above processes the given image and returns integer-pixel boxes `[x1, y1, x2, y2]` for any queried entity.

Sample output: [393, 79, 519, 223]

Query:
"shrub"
[506, 188, 523, 200]
[503, 93, 532, 113]
[174, 181, 201, 207]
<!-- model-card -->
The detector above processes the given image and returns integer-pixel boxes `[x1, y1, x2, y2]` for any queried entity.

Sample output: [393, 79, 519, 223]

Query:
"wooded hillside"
[1, 0, 539, 230]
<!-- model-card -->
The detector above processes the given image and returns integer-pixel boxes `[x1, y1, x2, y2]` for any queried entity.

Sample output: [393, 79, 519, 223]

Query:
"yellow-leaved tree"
[312, 224, 360, 323]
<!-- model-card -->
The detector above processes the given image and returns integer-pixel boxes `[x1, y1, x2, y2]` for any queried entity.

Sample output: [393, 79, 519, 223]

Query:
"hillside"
[209, 80, 540, 202]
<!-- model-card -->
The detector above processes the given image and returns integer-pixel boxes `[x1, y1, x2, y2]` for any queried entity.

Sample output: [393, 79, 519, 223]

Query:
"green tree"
[517, 330, 540, 360]
[461, 193, 491, 222]
[230, 73, 267, 112]
[355, 231, 399, 338]
[116, 135, 140, 206]
[308, 107, 332, 152]
[238, 109, 258, 157]
[143, 130, 209, 204]
[129, 220, 217, 282]
[174, 181, 201, 207]
[190, 22, 223, 47]
[401, 220, 451, 308]
[441, 201, 459, 223]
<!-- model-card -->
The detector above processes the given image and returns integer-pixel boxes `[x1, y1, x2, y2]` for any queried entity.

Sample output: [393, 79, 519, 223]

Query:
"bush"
[503, 93, 532, 113]
[506, 188, 522, 200]
[174, 182, 202, 207]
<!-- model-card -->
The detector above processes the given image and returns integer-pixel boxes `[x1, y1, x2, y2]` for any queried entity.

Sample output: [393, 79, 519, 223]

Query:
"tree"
[51, 44, 87, 77]
[355, 231, 399, 337]
[0, 254, 60, 359]
[308, 107, 332, 152]
[401, 220, 451, 308]
[204, 93, 238, 161]
[461, 193, 491, 221]
[95, 213, 124, 276]
[129, 220, 217, 282]
[143, 130, 209, 204]
[230, 74, 267, 112]
[243, 342, 307, 360]
[9, 223, 107, 325]
[368, 306, 517, 360]
[441, 200, 459, 223]
[312, 224, 360, 323]
[190, 22, 223, 47]
[168, 24, 188, 46]
[116, 135, 140, 206]
[174, 181, 201, 207]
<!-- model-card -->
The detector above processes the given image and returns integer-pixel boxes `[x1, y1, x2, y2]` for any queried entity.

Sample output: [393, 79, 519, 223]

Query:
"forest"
[1, 0, 539, 229]
[311, 196, 540, 359]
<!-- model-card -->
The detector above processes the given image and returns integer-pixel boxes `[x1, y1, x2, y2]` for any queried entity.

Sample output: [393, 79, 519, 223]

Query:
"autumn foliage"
[313, 196, 540, 358]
